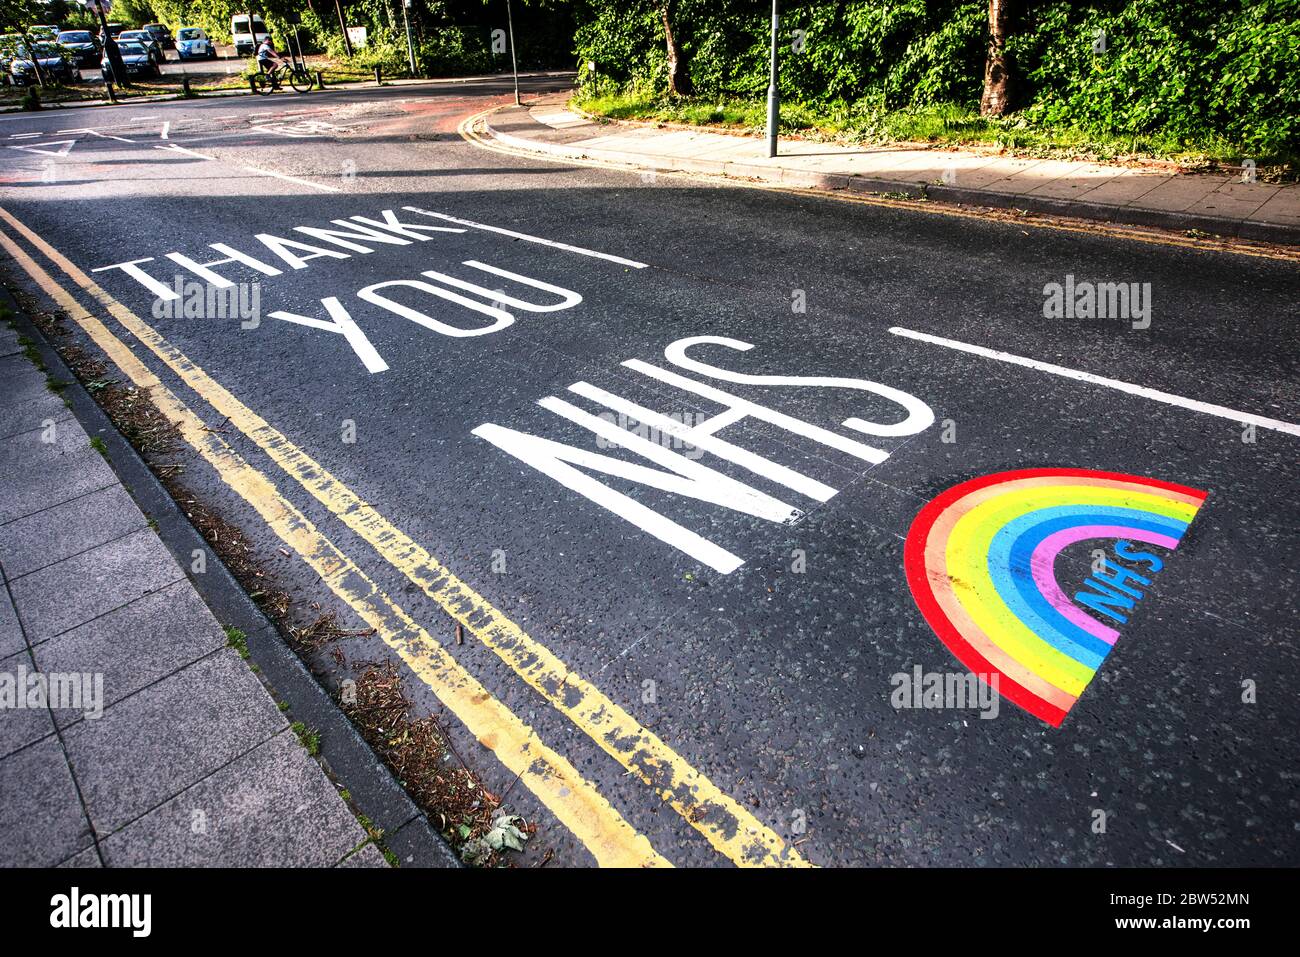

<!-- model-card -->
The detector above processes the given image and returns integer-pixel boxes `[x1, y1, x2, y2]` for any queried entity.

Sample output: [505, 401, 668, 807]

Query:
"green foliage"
[574, 0, 1300, 163]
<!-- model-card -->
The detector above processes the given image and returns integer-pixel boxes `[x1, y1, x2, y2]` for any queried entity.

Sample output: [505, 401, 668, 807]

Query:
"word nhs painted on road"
[475, 335, 934, 574]
[1075, 539, 1168, 624]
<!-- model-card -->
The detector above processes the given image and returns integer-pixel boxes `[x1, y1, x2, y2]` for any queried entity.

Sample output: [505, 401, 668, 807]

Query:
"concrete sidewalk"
[484, 96, 1300, 245]
[0, 320, 384, 867]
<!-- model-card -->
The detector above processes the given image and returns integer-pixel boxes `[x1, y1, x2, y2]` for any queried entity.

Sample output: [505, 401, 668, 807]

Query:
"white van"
[231, 13, 268, 57]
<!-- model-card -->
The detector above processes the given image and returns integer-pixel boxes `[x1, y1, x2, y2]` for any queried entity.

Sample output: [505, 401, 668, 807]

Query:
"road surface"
[1, 74, 1296, 867]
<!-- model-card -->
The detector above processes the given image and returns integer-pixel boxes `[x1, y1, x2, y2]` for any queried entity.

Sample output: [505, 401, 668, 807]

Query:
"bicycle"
[250, 60, 312, 95]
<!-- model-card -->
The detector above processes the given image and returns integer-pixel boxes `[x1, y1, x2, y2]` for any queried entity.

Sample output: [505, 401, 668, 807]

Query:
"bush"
[574, 0, 1300, 162]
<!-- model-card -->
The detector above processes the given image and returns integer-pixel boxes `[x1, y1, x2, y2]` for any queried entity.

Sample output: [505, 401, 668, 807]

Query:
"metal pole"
[334, 0, 353, 57]
[506, 0, 520, 105]
[403, 0, 417, 76]
[766, 0, 779, 157]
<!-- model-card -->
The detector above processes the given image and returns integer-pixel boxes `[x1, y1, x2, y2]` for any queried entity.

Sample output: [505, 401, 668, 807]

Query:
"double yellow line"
[0, 206, 809, 868]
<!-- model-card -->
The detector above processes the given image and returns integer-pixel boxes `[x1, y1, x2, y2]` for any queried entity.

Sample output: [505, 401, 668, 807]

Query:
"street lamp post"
[88, 0, 125, 89]
[506, 0, 520, 106]
[402, 0, 417, 77]
[766, 0, 780, 157]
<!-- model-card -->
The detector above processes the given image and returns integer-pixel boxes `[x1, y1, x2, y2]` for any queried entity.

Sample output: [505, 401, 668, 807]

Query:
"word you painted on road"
[475, 336, 935, 575]
[903, 468, 1207, 727]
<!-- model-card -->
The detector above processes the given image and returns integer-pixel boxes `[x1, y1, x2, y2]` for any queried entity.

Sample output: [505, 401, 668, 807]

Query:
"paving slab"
[0, 736, 94, 866]
[0, 483, 145, 580]
[0, 418, 118, 525]
[1247, 191, 1300, 227]
[8, 526, 184, 644]
[338, 842, 390, 867]
[1024, 163, 1127, 200]
[0, 326, 20, 358]
[0, 587, 21, 659]
[100, 729, 367, 867]
[1131, 173, 1234, 213]
[1186, 179, 1280, 221]
[0, 354, 74, 442]
[64, 649, 287, 835]
[0, 648, 56, 759]
[58, 845, 102, 867]
[32, 579, 227, 729]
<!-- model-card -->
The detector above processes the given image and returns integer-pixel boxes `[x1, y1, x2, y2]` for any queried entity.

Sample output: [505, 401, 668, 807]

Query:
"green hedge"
[574, 0, 1299, 159]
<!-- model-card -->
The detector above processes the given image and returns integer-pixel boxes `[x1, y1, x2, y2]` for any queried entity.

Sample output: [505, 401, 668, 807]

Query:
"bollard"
[249, 75, 257, 94]
[316, 70, 324, 90]
[374, 66, 381, 86]
[105, 81, 116, 104]
[181, 75, 191, 97]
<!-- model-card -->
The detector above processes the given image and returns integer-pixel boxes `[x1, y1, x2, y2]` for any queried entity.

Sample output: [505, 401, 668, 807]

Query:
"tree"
[661, 0, 690, 96]
[979, 0, 1014, 116]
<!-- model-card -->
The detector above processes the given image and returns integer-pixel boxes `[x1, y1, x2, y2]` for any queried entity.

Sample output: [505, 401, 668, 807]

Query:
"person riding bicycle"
[256, 35, 286, 82]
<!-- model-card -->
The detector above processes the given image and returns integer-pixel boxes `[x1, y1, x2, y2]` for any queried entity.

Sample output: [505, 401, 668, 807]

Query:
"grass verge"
[574, 89, 1296, 182]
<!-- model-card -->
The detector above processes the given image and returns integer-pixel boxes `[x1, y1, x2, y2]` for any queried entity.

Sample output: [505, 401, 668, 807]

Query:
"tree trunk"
[662, 0, 692, 97]
[980, 0, 1013, 116]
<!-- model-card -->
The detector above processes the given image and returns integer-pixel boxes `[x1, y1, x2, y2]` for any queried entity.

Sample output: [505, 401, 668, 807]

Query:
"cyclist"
[256, 34, 286, 84]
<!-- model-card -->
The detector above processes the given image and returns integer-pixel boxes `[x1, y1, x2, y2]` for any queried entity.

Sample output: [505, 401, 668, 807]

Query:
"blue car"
[175, 27, 217, 61]
[101, 40, 160, 82]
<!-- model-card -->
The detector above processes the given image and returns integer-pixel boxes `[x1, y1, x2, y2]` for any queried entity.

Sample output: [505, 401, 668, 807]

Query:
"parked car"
[118, 30, 165, 64]
[56, 30, 100, 68]
[104, 22, 126, 38]
[9, 41, 75, 85]
[175, 27, 218, 61]
[101, 40, 159, 82]
[230, 13, 267, 57]
[0, 35, 20, 85]
[142, 23, 175, 50]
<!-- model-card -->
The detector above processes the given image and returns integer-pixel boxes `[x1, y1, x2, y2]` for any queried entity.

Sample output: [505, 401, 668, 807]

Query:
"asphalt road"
[1, 75, 1297, 868]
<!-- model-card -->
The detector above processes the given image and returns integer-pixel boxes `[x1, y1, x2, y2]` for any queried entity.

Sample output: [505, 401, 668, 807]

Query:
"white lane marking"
[156, 144, 216, 160]
[404, 207, 649, 269]
[86, 130, 136, 143]
[158, 123, 339, 196]
[160, 121, 170, 140]
[889, 326, 1300, 437]
[9, 132, 40, 139]
[241, 165, 341, 192]
[7, 140, 75, 157]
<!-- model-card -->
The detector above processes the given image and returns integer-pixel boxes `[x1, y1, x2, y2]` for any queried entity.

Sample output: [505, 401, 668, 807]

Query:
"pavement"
[0, 310, 387, 867]
[0, 75, 1295, 869]
[483, 94, 1300, 245]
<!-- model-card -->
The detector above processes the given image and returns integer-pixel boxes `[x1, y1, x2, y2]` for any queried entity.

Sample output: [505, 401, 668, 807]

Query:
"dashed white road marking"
[404, 207, 649, 269]
[240, 165, 341, 192]
[160, 121, 170, 140]
[155, 144, 215, 160]
[889, 326, 1300, 437]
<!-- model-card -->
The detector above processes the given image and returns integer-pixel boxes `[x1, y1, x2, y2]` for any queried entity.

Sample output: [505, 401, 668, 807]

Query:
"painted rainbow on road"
[904, 468, 1207, 727]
